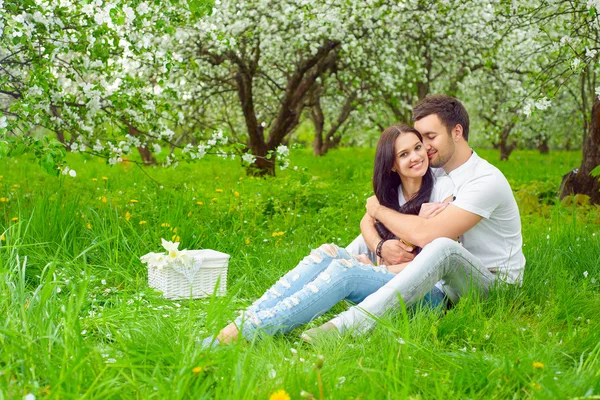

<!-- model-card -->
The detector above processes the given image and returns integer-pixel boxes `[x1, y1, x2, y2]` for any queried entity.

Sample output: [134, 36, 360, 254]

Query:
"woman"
[201, 124, 453, 347]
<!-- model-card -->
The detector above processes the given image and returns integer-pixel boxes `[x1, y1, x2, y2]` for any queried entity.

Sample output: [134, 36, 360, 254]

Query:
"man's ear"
[453, 124, 464, 141]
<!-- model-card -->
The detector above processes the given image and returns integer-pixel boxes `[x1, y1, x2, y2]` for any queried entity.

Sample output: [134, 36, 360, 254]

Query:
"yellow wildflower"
[532, 362, 544, 369]
[197, 201, 203, 205]
[211, 197, 217, 202]
[216, 189, 223, 193]
[0, 197, 8, 202]
[11, 217, 18, 222]
[86, 223, 92, 229]
[173, 227, 178, 233]
[245, 238, 250, 245]
[278, 231, 284, 236]
[192, 366, 203, 374]
[269, 389, 290, 400]
[272, 232, 278, 237]
[139, 220, 147, 225]
[102, 177, 108, 181]
[172, 234, 180, 242]
[92, 178, 98, 182]
[187, 212, 193, 217]
[234, 191, 240, 197]
[125, 211, 131, 221]
[12, 184, 19, 188]
[81, 214, 85, 219]
[161, 222, 171, 228]
[130, 199, 138, 203]
[1, 234, 5, 241]
[99, 196, 107, 203]
[530, 382, 541, 391]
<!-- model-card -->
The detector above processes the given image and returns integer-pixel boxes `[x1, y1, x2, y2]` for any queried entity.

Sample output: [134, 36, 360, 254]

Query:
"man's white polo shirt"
[442, 151, 526, 284]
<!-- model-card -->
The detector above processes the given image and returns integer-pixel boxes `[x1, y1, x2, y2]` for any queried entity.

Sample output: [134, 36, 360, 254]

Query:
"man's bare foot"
[217, 322, 240, 344]
[301, 322, 339, 343]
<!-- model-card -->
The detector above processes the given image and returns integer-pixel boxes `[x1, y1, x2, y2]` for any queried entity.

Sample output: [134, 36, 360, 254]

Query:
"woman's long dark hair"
[373, 124, 434, 243]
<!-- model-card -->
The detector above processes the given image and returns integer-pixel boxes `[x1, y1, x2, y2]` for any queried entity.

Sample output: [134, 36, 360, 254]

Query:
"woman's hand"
[385, 262, 410, 274]
[418, 202, 449, 219]
[353, 254, 374, 265]
[365, 195, 381, 218]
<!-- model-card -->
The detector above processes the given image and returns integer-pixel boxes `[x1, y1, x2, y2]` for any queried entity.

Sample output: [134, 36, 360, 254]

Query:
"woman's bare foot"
[216, 322, 240, 344]
[301, 322, 339, 343]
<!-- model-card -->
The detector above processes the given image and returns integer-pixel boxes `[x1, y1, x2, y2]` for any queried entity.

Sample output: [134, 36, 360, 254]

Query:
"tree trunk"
[537, 137, 549, 154]
[310, 87, 326, 156]
[559, 98, 600, 204]
[123, 122, 157, 165]
[51, 106, 66, 145]
[498, 123, 517, 161]
[312, 91, 355, 156]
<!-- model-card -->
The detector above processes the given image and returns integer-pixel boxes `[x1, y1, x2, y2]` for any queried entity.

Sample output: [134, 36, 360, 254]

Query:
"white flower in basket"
[141, 238, 229, 299]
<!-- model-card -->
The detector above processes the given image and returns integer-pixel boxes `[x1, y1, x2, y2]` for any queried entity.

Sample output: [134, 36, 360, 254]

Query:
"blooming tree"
[0, 0, 214, 175]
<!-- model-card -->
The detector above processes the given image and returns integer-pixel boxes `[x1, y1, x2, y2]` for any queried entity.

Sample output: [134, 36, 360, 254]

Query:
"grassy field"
[1, 148, 599, 399]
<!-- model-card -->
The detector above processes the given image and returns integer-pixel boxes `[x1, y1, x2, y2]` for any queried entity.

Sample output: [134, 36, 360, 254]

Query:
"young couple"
[201, 95, 525, 348]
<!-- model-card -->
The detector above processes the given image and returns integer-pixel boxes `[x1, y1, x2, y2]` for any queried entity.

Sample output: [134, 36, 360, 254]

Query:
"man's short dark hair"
[412, 95, 470, 141]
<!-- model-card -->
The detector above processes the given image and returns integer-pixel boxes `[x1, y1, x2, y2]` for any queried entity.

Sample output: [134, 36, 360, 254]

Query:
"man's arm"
[359, 213, 381, 253]
[359, 213, 415, 264]
[366, 196, 482, 248]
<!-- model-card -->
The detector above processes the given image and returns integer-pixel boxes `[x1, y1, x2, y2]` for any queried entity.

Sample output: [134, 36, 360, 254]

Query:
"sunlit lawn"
[1, 148, 599, 399]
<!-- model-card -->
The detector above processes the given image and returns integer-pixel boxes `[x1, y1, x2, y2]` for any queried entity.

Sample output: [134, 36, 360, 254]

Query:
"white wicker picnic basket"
[142, 242, 229, 299]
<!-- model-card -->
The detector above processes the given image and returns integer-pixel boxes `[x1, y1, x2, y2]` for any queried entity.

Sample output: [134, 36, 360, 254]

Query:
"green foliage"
[0, 149, 599, 398]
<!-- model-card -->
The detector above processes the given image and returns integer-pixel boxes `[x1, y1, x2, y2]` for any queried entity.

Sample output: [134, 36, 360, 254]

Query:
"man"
[321, 94, 526, 334]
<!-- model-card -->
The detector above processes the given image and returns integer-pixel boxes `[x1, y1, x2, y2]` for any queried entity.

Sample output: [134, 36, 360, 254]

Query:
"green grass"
[1, 148, 599, 399]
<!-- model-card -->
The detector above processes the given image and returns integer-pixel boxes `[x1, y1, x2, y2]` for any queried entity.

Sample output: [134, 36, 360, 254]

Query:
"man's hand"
[419, 202, 449, 219]
[380, 240, 415, 265]
[366, 195, 381, 218]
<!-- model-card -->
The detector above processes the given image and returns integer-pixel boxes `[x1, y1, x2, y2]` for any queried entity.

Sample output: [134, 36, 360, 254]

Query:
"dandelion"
[187, 212, 193, 217]
[173, 227, 179, 233]
[530, 382, 541, 390]
[172, 234, 180, 242]
[0, 197, 8, 202]
[86, 223, 92, 229]
[11, 217, 18, 222]
[532, 361, 544, 369]
[125, 211, 131, 221]
[234, 191, 240, 197]
[139, 220, 147, 225]
[102, 177, 108, 181]
[99, 196, 107, 203]
[0, 234, 5, 241]
[269, 389, 290, 400]
[196, 201, 203, 205]
[245, 238, 251, 245]
[92, 178, 98, 182]
[192, 366, 203, 374]
[130, 199, 138, 203]
[211, 197, 217, 202]
[161, 222, 171, 227]
[216, 189, 223, 193]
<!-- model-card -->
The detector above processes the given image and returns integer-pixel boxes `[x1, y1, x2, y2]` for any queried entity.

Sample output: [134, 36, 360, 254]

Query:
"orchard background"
[1, 0, 600, 399]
